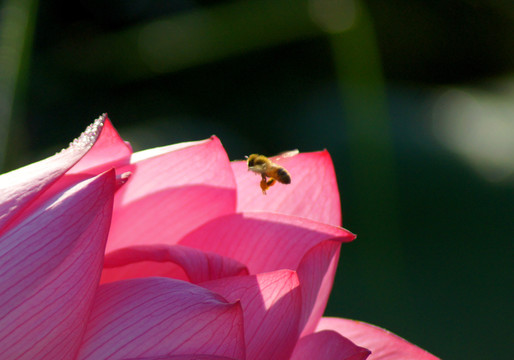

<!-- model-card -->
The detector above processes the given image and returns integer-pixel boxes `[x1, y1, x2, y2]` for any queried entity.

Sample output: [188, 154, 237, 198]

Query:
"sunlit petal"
[107, 136, 236, 253]
[232, 150, 341, 226]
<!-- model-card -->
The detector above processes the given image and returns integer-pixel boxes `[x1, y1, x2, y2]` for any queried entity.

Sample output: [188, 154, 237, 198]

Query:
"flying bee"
[246, 151, 296, 194]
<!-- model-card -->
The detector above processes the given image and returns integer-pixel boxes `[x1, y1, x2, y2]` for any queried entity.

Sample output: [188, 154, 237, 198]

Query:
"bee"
[246, 152, 295, 194]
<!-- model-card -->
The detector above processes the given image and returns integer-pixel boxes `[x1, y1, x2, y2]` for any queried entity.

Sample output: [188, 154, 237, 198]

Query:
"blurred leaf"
[47, 0, 324, 82]
[0, 0, 38, 171]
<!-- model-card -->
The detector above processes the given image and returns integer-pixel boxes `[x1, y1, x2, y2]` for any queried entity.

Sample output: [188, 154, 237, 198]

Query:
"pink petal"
[101, 244, 248, 284]
[76, 278, 245, 360]
[0, 115, 108, 232]
[291, 330, 370, 360]
[297, 240, 342, 335]
[0, 170, 116, 359]
[67, 114, 132, 175]
[120, 356, 237, 360]
[106, 136, 236, 253]
[202, 270, 302, 360]
[180, 213, 353, 339]
[180, 212, 354, 274]
[231, 150, 341, 226]
[317, 318, 440, 360]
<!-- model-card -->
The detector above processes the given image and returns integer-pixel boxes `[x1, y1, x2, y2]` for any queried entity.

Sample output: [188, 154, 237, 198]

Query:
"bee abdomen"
[275, 167, 291, 184]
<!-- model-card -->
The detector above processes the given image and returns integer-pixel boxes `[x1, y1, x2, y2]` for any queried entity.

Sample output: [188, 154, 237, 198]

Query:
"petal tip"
[63, 114, 106, 153]
[208, 135, 224, 148]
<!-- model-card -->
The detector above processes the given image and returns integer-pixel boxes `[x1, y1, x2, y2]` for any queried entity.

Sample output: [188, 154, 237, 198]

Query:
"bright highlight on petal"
[77, 278, 245, 360]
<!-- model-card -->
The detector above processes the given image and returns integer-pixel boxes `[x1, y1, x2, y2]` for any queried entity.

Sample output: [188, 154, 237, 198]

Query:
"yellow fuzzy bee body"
[247, 153, 292, 194]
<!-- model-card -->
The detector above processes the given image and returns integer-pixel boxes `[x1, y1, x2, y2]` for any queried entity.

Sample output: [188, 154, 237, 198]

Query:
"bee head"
[247, 154, 259, 168]
[247, 154, 269, 174]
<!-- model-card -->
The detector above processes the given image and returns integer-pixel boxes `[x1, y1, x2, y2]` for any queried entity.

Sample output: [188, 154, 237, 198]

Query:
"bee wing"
[271, 149, 299, 162]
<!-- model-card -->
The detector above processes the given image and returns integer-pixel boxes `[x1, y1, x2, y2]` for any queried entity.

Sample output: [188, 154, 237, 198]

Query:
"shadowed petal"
[317, 318, 440, 360]
[106, 137, 237, 253]
[0, 170, 116, 359]
[101, 244, 248, 284]
[202, 270, 302, 360]
[77, 278, 245, 360]
[180, 212, 354, 274]
[231, 151, 341, 226]
[291, 330, 370, 360]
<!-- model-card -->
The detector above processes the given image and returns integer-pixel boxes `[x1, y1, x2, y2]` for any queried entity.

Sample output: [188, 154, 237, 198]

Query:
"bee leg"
[266, 178, 276, 187]
[260, 175, 269, 194]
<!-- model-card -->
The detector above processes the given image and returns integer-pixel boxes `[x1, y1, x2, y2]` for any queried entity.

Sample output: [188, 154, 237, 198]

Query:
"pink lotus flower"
[0, 114, 439, 359]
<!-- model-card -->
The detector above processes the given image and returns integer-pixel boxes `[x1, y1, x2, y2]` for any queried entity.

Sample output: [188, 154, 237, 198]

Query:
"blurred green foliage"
[1, 0, 513, 358]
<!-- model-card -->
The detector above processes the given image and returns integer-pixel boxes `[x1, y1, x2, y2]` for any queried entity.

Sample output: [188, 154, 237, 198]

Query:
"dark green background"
[1, 1, 512, 359]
